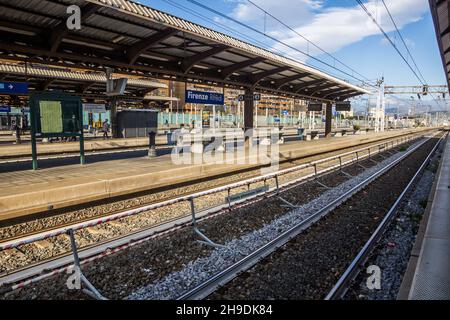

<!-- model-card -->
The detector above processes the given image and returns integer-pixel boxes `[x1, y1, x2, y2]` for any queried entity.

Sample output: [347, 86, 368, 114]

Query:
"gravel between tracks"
[0, 137, 426, 300]
[0, 136, 414, 240]
[208, 137, 439, 300]
[0, 139, 399, 273]
[342, 145, 442, 300]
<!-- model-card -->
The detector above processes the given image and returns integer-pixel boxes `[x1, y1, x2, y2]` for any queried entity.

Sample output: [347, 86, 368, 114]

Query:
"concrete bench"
[306, 131, 320, 141]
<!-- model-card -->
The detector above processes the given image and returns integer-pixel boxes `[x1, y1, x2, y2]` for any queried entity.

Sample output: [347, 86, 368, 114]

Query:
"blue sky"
[137, 0, 447, 108]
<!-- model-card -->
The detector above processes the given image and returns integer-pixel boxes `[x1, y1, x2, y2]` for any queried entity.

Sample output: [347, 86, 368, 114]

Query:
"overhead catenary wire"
[160, 0, 360, 84]
[380, 0, 427, 84]
[182, 0, 378, 89]
[245, 0, 372, 85]
[379, 0, 445, 110]
[162, 0, 415, 107]
[356, 0, 442, 107]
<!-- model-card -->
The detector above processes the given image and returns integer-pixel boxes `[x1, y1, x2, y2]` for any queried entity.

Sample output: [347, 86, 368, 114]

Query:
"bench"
[306, 131, 320, 141]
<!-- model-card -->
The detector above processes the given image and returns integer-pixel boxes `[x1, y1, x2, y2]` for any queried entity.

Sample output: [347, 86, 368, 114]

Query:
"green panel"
[62, 100, 81, 133]
[40, 101, 63, 133]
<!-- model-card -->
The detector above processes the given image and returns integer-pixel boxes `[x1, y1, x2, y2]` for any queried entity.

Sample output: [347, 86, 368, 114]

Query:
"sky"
[136, 0, 448, 111]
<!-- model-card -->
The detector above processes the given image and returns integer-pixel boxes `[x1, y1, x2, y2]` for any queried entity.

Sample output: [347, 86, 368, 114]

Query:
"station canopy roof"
[430, 0, 450, 92]
[0, 61, 167, 100]
[0, 0, 370, 102]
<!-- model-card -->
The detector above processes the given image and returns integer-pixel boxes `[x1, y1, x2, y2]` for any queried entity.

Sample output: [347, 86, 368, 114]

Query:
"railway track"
[0, 130, 427, 240]
[176, 132, 445, 300]
[0, 131, 438, 300]
[324, 133, 446, 300]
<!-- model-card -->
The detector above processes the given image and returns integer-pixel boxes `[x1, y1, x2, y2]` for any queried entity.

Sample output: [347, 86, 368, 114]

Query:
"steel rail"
[176, 133, 441, 300]
[0, 133, 420, 252]
[324, 132, 447, 300]
[0, 133, 426, 294]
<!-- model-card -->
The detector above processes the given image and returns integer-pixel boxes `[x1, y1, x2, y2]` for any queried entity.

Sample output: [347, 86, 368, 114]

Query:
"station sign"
[238, 93, 261, 101]
[0, 82, 29, 95]
[282, 110, 289, 116]
[307, 102, 323, 112]
[0, 106, 11, 113]
[185, 90, 224, 105]
[335, 102, 351, 112]
[30, 92, 85, 170]
[83, 103, 107, 113]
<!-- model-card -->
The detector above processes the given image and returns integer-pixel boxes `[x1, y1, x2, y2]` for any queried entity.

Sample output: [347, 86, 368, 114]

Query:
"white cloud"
[277, 0, 427, 59]
[229, 0, 428, 61]
[232, 0, 323, 31]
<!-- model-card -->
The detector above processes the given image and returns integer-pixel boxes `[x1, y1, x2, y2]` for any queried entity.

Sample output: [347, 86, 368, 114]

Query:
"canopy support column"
[244, 88, 254, 133]
[325, 102, 333, 138]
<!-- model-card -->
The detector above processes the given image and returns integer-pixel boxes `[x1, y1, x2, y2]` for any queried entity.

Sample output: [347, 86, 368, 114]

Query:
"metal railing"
[0, 132, 426, 299]
[0, 134, 422, 252]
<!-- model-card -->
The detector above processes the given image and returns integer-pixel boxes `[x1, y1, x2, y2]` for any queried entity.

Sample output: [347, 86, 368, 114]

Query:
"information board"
[307, 102, 323, 112]
[30, 93, 84, 170]
[40, 101, 63, 133]
[335, 102, 351, 112]
[83, 103, 106, 113]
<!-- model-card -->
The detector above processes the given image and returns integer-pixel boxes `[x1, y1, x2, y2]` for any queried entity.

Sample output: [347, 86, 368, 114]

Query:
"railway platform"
[399, 133, 450, 300]
[0, 127, 362, 160]
[0, 128, 428, 221]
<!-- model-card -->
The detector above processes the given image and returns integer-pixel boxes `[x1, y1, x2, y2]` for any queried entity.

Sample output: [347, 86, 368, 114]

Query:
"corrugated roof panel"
[0, 63, 167, 89]
[0, 0, 368, 95]
[201, 57, 233, 67]
[214, 51, 249, 63]
[76, 25, 120, 42]
[151, 47, 188, 57]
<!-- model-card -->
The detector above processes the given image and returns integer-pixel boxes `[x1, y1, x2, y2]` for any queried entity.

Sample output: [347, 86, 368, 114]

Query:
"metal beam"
[326, 89, 356, 100]
[50, 3, 99, 53]
[236, 66, 290, 88]
[39, 79, 56, 91]
[78, 82, 97, 94]
[275, 72, 309, 89]
[126, 28, 179, 64]
[294, 79, 326, 93]
[180, 45, 229, 74]
[309, 83, 336, 96]
[217, 57, 265, 79]
[260, 72, 310, 89]
[337, 92, 361, 101]
[136, 87, 159, 98]
[321, 87, 346, 98]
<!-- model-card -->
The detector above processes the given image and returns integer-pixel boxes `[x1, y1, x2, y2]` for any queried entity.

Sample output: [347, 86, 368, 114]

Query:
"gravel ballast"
[208, 136, 440, 300]
[343, 143, 442, 300]
[0, 136, 431, 300]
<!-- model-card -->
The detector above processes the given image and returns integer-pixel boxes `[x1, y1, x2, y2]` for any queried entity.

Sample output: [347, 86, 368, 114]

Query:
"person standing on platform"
[102, 119, 110, 140]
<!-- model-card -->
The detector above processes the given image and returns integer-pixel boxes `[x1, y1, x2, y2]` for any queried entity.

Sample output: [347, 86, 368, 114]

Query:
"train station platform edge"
[0, 136, 155, 159]
[400, 133, 450, 300]
[0, 128, 430, 221]
[0, 127, 360, 159]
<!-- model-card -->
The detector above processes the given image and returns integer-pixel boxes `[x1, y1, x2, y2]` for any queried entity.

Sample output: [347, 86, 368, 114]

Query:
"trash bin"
[297, 128, 305, 140]
[148, 131, 156, 158]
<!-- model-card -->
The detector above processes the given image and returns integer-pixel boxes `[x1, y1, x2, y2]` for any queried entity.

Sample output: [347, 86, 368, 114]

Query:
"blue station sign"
[185, 90, 224, 105]
[0, 82, 29, 95]
[0, 106, 11, 113]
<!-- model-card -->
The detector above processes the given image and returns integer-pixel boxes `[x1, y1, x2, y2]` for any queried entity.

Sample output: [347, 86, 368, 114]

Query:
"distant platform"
[401, 133, 450, 300]
[0, 128, 429, 221]
[0, 127, 357, 160]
